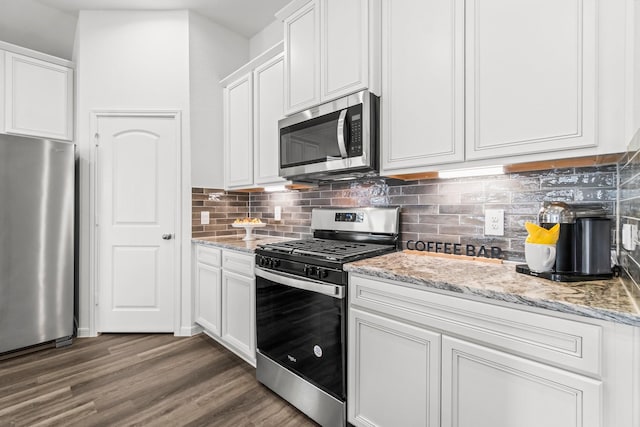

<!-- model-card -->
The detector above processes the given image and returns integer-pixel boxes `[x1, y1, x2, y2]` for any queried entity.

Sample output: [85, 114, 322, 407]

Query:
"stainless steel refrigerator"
[0, 134, 74, 354]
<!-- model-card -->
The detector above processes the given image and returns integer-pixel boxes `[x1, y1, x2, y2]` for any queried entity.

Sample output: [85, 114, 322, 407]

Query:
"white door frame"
[89, 110, 183, 336]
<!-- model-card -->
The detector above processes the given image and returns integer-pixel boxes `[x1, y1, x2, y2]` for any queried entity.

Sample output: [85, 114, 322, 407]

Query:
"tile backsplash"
[192, 188, 248, 239]
[192, 165, 617, 262]
[618, 132, 640, 302]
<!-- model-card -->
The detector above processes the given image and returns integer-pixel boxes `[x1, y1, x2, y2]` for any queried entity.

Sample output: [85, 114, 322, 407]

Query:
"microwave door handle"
[336, 109, 348, 158]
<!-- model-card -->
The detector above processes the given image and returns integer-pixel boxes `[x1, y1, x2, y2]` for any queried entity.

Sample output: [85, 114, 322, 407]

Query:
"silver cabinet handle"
[162, 234, 173, 240]
[336, 109, 348, 158]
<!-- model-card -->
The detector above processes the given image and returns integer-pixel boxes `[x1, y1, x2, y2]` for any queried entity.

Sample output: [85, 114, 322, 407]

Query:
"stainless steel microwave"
[278, 90, 379, 182]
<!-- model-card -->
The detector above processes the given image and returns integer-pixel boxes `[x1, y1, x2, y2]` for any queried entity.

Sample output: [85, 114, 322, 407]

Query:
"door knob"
[162, 234, 173, 240]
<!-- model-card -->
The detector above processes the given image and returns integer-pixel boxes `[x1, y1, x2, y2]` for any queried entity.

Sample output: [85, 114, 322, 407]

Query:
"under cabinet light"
[264, 184, 288, 192]
[438, 165, 505, 179]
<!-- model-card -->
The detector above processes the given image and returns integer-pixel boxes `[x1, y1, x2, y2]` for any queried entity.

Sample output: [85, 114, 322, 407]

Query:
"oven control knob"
[272, 259, 280, 268]
[316, 268, 328, 279]
[258, 256, 265, 267]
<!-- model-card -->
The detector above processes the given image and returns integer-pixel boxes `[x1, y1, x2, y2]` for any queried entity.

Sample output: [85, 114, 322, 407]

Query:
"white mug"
[525, 243, 556, 273]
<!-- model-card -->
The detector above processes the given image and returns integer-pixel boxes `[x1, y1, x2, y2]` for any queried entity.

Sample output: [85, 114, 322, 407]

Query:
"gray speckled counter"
[345, 251, 640, 326]
[192, 236, 291, 254]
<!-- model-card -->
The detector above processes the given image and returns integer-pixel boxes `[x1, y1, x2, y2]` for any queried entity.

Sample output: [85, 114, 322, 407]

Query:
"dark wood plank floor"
[0, 334, 319, 426]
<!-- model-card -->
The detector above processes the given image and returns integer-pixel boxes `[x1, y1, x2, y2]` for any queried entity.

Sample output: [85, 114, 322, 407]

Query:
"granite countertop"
[345, 251, 640, 327]
[192, 235, 291, 253]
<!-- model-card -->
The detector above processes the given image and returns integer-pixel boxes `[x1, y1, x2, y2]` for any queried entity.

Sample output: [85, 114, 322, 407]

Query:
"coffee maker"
[516, 202, 614, 281]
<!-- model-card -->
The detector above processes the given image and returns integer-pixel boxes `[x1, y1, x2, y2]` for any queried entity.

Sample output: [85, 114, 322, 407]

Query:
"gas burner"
[259, 238, 395, 261]
[256, 207, 400, 285]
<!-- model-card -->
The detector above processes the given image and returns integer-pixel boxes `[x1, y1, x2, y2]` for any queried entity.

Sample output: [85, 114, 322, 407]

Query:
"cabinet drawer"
[196, 245, 221, 267]
[222, 250, 255, 277]
[350, 274, 603, 377]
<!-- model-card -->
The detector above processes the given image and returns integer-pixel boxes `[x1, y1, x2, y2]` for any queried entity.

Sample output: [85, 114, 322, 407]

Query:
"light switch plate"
[201, 211, 210, 225]
[622, 223, 637, 251]
[485, 209, 504, 236]
[274, 206, 282, 221]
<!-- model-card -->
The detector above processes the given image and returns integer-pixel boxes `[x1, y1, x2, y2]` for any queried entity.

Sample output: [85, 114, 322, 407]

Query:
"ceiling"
[0, 0, 289, 59]
[36, 0, 291, 38]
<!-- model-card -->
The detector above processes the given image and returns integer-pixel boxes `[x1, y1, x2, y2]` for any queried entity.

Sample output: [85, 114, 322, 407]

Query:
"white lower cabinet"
[221, 269, 255, 363]
[195, 261, 221, 336]
[349, 308, 441, 427]
[348, 274, 638, 427]
[441, 336, 601, 427]
[194, 244, 256, 366]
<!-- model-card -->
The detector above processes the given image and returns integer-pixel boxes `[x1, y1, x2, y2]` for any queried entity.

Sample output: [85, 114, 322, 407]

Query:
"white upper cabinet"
[321, 0, 374, 101]
[254, 53, 287, 186]
[223, 72, 254, 189]
[278, 0, 381, 115]
[465, 0, 596, 160]
[380, 0, 465, 172]
[3, 50, 73, 141]
[222, 43, 287, 191]
[282, 0, 320, 114]
[380, 0, 630, 176]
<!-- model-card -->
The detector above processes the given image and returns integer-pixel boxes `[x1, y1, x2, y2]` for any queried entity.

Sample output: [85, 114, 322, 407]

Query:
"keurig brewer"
[516, 202, 613, 281]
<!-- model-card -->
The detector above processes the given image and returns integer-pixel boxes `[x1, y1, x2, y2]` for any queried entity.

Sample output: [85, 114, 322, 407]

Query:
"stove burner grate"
[259, 238, 395, 261]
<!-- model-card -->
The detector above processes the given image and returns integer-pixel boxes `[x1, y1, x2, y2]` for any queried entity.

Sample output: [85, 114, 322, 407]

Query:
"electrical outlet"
[274, 206, 282, 221]
[201, 211, 210, 225]
[484, 209, 504, 236]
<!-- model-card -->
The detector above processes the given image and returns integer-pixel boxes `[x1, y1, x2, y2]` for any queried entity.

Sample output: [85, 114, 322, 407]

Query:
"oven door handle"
[255, 268, 345, 299]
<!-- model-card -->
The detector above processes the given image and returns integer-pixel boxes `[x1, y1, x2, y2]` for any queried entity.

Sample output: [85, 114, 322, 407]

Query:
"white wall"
[189, 11, 249, 188]
[0, 0, 77, 59]
[249, 20, 283, 60]
[634, 0, 640, 140]
[75, 10, 191, 336]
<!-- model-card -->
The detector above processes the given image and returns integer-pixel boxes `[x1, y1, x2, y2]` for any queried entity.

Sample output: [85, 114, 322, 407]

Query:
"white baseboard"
[177, 324, 203, 337]
[76, 328, 93, 338]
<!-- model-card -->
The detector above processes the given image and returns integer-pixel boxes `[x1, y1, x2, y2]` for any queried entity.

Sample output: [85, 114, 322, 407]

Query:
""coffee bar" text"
[406, 240, 503, 259]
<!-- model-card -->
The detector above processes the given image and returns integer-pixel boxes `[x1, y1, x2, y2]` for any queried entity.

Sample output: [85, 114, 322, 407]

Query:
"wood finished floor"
[0, 334, 319, 426]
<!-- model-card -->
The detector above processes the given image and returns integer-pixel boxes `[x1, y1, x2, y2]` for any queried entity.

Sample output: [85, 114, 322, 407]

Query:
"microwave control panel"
[349, 105, 363, 156]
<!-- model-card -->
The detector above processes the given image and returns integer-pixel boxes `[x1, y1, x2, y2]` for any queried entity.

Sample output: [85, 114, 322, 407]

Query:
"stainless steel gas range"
[255, 207, 400, 426]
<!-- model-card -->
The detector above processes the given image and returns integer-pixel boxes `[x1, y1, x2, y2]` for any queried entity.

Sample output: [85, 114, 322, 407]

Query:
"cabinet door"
[4, 52, 73, 141]
[441, 336, 602, 427]
[224, 73, 253, 189]
[253, 53, 286, 186]
[380, 0, 465, 174]
[0, 51, 5, 133]
[321, 0, 370, 102]
[284, 0, 321, 115]
[465, 0, 597, 160]
[348, 308, 441, 427]
[221, 270, 256, 364]
[195, 262, 221, 336]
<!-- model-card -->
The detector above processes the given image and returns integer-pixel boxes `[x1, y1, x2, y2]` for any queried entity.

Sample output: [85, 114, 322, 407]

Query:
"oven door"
[255, 267, 346, 400]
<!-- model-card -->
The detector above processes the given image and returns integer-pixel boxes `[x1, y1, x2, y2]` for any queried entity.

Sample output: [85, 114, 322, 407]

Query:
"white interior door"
[96, 114, 178, 332]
